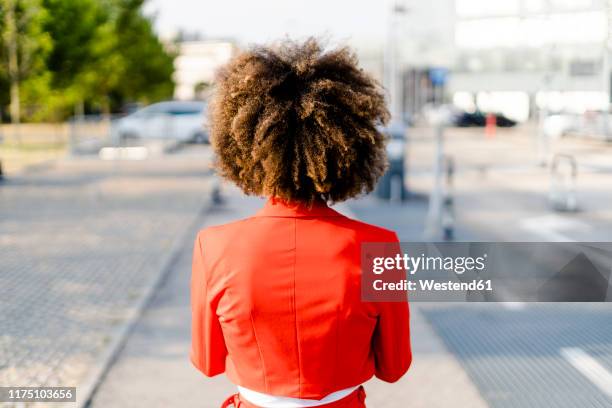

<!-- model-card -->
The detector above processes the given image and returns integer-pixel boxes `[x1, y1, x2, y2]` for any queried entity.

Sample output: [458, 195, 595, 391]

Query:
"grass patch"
[1, 141, 66, 151]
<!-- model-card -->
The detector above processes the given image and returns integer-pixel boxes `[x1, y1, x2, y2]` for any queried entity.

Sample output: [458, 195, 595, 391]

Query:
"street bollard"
[375, 123, 407, 201]
[425, 124, 445, 240]
[441, 156, 455, 241]
[549, 153, 578, 212]
[485, 113, 496, 138]
[211, 178, 224, 206]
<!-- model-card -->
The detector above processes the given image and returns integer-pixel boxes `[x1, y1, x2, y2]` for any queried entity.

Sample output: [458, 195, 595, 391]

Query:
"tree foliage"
[0, 0, 52, 121]
[111, 0, 176, 106]
[0, 0, 175, 121]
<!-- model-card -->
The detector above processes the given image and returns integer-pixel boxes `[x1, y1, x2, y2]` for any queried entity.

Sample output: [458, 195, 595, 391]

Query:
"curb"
[21, 158, 58, 175]
[72, 181, 217, 408]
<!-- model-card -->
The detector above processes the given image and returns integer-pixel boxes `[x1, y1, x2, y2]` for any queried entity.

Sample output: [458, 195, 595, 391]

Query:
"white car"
[113, 101, 208, 144]
[543, 113, 579, 139]
[543, 111, 612, 140]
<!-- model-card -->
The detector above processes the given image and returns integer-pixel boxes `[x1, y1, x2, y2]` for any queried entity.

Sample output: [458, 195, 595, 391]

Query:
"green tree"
[42, 0, 175, 118]
[42, 0, 123, 118]
[111, 0, 175, 106]
[0, 0, 52, 123]
[0, 0, 175, 122]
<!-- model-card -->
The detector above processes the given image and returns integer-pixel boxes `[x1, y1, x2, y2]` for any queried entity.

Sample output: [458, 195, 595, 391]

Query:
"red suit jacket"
[191, 199, 411, 399]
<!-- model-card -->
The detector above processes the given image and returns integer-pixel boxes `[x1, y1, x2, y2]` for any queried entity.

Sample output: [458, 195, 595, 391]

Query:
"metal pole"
[537, 3, 557, 165]
[537, 80, 550, 166]
[425, 123, 445, 240]
[604, 0, 612, 141]
[385, 2, 407, 125]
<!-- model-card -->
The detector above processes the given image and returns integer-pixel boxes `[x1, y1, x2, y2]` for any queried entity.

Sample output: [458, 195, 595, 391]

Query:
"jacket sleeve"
[372, 233, 412, 382]
[190, 232, 227, 376]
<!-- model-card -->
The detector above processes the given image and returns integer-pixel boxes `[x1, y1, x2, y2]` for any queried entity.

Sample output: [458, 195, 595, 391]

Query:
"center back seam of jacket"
[292, 218, 302, 396]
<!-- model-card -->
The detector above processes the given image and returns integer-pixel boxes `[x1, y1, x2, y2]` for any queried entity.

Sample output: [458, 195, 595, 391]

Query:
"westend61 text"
[373, 279, 493, 292]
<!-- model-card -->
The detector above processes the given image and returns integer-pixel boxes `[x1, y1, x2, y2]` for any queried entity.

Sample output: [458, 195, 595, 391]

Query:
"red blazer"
[191, 199, 411, 399]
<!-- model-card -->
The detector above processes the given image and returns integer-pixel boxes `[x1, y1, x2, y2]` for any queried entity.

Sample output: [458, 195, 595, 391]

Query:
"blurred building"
[376, 0, 456, 121]
[449, 0, 611, 121]
[173, 40, 237, 100]
[391, 0, 612, 122]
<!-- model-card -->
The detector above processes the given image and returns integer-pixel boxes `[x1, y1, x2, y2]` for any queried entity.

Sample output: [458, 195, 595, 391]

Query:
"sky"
[144, 0, 394, 50]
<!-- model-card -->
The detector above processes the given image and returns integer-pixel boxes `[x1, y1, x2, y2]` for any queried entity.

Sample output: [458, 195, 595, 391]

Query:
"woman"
[191, 39, 411, 408]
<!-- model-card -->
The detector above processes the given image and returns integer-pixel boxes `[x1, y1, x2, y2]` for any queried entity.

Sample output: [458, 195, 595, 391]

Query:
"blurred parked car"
[113, 101, 208, 144]
[453, 110, 517, 128]
[543, 111, 612, 140]
[543, 113, 579, 138]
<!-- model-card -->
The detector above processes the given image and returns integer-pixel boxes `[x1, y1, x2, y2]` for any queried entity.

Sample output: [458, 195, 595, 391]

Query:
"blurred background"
[1, 0, 612, 407]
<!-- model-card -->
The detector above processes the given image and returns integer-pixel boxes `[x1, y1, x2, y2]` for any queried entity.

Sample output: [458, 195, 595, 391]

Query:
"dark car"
[454, 110, 517, 128]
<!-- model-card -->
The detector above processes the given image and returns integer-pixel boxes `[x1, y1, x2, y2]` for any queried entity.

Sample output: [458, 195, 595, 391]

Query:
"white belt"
[237, 385, 360, 407]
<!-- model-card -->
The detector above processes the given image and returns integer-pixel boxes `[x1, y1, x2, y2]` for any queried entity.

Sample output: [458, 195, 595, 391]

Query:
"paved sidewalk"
[89, 188, 264, 407]
[406, 126, 612, 242]
[89, 187, 488, 407]
[0, 147, 212, 406]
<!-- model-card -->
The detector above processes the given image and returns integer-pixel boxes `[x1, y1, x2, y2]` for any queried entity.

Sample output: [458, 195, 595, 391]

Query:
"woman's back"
[192, 199, 410, 399]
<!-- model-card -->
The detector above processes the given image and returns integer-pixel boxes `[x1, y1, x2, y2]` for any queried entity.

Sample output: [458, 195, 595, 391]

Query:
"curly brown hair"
[209, 38, 390, 204]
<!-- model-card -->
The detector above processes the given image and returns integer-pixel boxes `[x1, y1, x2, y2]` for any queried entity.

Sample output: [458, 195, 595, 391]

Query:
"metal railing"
[549, 153, 578, 212]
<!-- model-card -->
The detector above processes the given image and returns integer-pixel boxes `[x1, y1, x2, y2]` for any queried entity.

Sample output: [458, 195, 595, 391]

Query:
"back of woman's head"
[210, 38, 390, 204]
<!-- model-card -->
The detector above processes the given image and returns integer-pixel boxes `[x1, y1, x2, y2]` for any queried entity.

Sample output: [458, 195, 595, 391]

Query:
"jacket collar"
[255, 198, 342, 218]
